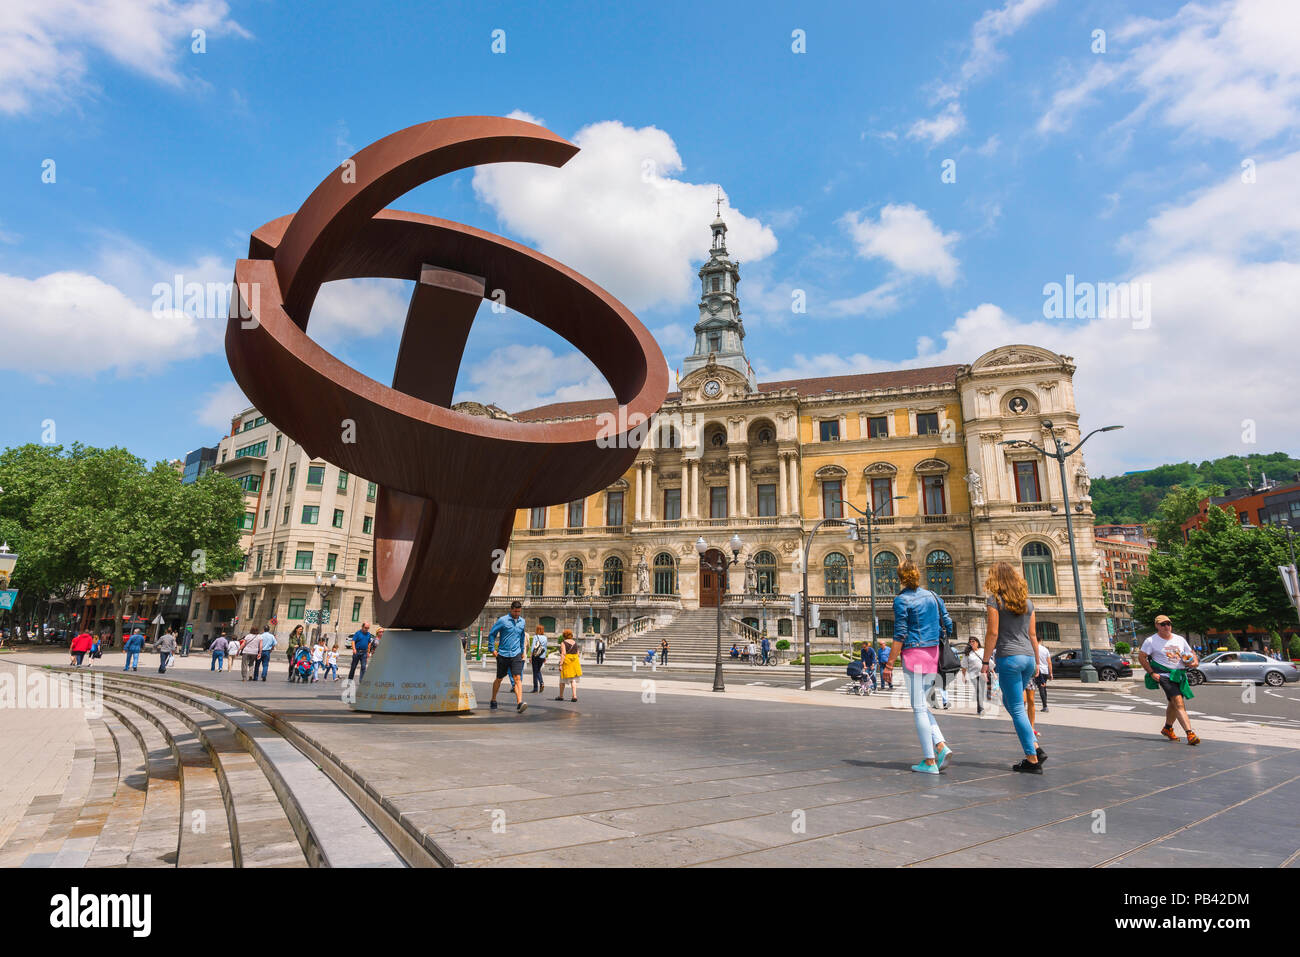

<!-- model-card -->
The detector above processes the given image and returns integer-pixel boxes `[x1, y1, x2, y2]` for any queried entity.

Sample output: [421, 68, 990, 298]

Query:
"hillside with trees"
[1090, 452, 1300, 525]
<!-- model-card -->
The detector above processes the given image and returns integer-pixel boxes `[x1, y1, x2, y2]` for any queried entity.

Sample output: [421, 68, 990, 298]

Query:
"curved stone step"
[88, 712, 150, 867]
[103, 682, 306, 868]
[0, 724, 96, 868]
[100, 690, 235, 867]
[49, 717, 120, 867]
[100, 701, 182, 867]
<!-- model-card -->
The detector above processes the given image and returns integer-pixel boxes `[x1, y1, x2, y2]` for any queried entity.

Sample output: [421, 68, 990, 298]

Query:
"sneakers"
[1012, 759, 1043, 774]
[911, 761, 940, 774]
[1160, 725, 1178, 742]
[489, 700, 498, 710]
[935, 743, 954, 768]
[1186, 731, 1200, 746]
[1035, 747, 1048, 764]
[517, 702, 528, 713]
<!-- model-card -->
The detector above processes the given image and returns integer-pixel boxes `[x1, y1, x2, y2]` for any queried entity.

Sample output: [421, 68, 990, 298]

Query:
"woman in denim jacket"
[882, 559, 955, 774]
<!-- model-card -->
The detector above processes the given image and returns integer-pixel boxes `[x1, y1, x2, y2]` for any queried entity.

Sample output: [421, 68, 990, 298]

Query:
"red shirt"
[70, 632, 94, 652]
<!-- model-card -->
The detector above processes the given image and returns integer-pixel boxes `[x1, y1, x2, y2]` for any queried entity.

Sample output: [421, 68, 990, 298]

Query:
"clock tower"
[681, 203, 756, 392]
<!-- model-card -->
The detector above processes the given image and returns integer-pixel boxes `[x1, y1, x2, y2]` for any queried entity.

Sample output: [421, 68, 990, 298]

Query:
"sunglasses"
[1157, 621, 1172, 627]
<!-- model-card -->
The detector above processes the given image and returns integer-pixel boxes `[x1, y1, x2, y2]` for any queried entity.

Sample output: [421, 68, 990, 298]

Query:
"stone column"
[728, 458, 737, 517]
[634, 463, 644, 521]
[738, 458, 749, 516]
[787, 455, 799, 516]
[643, 462, 654, 521]
[778, 453, 788, 514]
[690, 461, 699, 519]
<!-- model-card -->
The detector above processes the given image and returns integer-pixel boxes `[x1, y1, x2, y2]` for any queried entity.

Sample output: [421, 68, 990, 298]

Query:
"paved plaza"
[2, 647, 1298, 868]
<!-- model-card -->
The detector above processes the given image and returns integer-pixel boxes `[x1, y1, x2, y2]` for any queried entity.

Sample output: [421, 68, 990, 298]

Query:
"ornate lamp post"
[314, 572, 339, 644]
[837, 495, 906, 657]
[1000, 421, 1122, 683]
[697, 533, 742, 692]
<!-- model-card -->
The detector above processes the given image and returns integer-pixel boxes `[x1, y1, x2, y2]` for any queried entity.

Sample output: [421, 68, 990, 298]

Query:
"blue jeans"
[124, 650, 139, 670]
[905, 667, 944, 760]
[257, 651, 271, 680]
[995, 655, 1038, 756]
[211, 650, 225, 671]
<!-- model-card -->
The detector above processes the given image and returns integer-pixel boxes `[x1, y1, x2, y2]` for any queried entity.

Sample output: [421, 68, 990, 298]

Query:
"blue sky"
[2, 0, 1298, 475]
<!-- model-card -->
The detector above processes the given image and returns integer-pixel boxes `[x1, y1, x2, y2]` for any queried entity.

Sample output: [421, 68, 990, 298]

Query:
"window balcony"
[1014, 503, 1053, 513]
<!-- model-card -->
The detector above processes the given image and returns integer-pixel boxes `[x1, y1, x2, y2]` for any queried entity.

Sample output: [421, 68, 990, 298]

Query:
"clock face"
[703, 379, 721, 397]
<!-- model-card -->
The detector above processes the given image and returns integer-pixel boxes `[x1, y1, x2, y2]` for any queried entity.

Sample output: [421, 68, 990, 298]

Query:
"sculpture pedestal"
[348, 629, 476, 713]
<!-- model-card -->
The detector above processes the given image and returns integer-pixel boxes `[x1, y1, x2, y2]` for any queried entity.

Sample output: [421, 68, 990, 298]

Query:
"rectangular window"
[287, 464, 296, 487]
[275, 548, 284, 569]
[757, 484, 776, 517]
[237, 474, 261, 493]
[306, 465, 325, 488]
[247, 596, 256, 620]
[352, 597, 363, 622]
[332, 508, 344, 528]
[867, 416, 889, 439]
[357, 557, 369, 579]
[710, 485, 728, 518]
[263, 508, 270, 528]
[337, 471, 348, 491]
[301, 505, 319, 525]
[267, 469, 276, 493]
[606, 491, 624, 527]
[819, 420, 840, 442]
[708, 333, 721, 352]
[663, 488, 681, 521]
[256, 549, 264, 571]
[916, 412, 940, 435]
[871, 478, 894, 516]
[282, 505, 290, 524]
[923, 476, 946, 515]
[294, 550, 313, 570]
[530, 506, 547, 529]
[362, 516, 373, 534]
[822, 481, 843, 518]
[287, 598, 306, 619]
[568, 500, 585, 528]
[326, 552, 337, 572]
[238, 511, 255, 531]
[711, 276, 720, 292]
[1014, 461, 1041, 502]
[274, 434, 282, 451]
[366, 482, 377, 501]
[234, 440, 267, 458]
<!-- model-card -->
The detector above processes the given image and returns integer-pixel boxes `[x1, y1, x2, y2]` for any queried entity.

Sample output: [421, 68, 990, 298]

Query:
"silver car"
[1188, 652, 1299, 687]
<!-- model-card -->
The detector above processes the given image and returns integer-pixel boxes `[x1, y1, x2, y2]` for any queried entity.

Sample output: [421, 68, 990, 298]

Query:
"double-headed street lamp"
[314, 572, 338, 644]
[697, 533, 743, 693]
[1000, 420, 1122, 683]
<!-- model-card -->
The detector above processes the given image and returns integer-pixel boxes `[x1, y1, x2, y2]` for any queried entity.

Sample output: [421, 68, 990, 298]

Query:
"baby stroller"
[846, 660, 872, 696]
[290, 647, 314, 683]
[642, 648, 657, 665]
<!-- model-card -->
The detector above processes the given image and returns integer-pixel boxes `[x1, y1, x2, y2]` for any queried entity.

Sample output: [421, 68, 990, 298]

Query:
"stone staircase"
[609, 606, 761, 665]
[0, 668, 422, 868]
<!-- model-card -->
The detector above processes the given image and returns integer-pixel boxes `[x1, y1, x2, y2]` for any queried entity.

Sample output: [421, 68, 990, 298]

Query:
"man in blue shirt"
[256, 626, 277, 681]
[859, 640, 877, 691]
[486, 602, 528, 713]
[123, 628, 144, 671]
[348, 623, 372, 681]
[760, 635, 771, 664]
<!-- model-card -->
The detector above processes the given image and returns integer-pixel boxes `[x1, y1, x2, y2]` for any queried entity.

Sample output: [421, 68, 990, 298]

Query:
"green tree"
[1152, 483, 1224, 552]
[1223, 634, 1241, 652]
[1289, 636, 1300, 659]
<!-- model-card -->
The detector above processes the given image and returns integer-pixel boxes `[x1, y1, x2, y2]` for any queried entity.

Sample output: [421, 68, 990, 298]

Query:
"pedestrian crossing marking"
[1104, 704, 1136, 711]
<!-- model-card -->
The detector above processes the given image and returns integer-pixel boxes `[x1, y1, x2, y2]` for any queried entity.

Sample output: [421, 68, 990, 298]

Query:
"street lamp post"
[314, 572, 339, 645]
[697, 534, 743, 692]
[1000, 421, 1122, 684]
[836, 495, 907, 661]
[588, 574, 597, 644]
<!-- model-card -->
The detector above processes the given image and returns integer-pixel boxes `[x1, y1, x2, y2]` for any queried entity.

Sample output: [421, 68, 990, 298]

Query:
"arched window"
[563, 557, 584, 596]
[824, 552, 850, 596]
[742, 617, 759, 631]
[754, 550, 777, 594]
[653, 552, 677, 595]
[873, 551, 900, 596]
[659, 424, 680, 449]
[603, 556, 624, 596]
[1035, 620, 1060, 643]
[525, 558, 545, 597]
[925, 550, 954, 595]
[1022, 542, 1056, 595]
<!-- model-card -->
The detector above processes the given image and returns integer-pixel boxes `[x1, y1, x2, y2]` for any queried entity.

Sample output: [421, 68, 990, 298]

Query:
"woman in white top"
[964, 638, 987, 715]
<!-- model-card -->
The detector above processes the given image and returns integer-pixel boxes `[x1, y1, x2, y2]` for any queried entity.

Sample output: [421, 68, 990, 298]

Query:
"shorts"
[1155, 674, 1182, 701]
[496, 654, 524, 680]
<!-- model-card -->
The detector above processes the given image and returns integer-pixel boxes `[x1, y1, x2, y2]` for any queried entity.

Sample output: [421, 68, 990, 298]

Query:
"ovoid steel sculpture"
[226, 116, 668, 711]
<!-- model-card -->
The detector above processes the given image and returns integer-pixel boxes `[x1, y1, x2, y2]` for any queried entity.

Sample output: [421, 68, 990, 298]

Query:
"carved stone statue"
[636, 557, 650, 595]
[964, 468, 985, 507]
[744, 555, 757, 594]
[1075, 463, 1092, 499]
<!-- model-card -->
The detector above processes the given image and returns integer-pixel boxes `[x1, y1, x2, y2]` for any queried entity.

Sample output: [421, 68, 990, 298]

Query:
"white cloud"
[195, 380, 248, 431]
[0, 0, 250, 114]
[1038, 0, 1300, 146]
[472, 112, 778, 313]
[0, 270, 209, 375]
[308, 278, 414, 346]
[839, 204, 960, 286]
[453, 343, 611, 413]
[826, 279, 904, 317]
[907, 102, 966, 146]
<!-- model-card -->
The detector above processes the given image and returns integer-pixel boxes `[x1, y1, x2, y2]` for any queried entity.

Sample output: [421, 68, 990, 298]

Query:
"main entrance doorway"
[698, 549, 726, 607]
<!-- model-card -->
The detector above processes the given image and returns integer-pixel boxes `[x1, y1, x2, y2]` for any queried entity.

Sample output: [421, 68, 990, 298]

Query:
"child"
[327, 644, 339, 681]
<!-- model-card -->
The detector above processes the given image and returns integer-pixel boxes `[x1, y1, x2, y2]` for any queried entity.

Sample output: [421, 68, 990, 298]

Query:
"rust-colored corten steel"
[226, 116, 668, 629]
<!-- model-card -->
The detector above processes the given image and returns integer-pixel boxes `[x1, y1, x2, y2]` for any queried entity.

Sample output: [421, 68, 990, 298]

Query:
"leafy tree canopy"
[1091, 452, 1300, 525]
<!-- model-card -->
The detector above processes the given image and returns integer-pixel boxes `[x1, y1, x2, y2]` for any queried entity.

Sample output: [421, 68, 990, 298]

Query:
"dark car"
[1050, 648, 1133, 681]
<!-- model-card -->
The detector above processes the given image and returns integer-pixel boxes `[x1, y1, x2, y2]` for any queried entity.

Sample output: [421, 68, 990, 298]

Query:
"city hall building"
[482, 214, 1109, 650]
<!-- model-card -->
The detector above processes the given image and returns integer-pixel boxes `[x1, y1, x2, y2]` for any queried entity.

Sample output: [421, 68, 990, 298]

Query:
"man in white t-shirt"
[1138, 615, 1200, 745]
